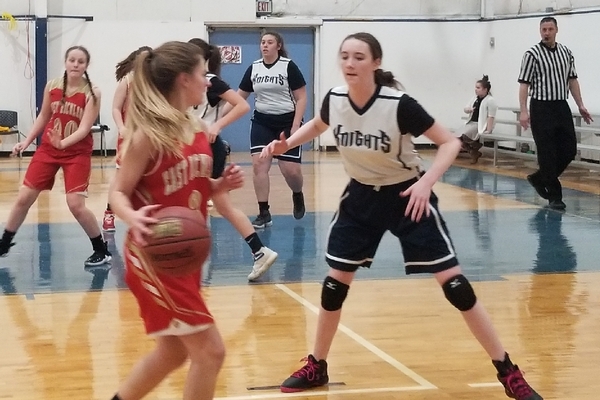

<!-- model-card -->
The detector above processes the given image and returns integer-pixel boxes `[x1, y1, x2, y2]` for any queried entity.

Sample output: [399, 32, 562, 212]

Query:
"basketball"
[142, 206, 211, 276]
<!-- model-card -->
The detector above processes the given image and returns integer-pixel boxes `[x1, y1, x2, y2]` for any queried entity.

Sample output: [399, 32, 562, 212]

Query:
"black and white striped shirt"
[518, 41, 577, 101]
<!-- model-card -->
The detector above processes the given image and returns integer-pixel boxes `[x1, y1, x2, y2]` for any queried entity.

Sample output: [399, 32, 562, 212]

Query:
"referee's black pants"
[529, 99, 577, 201]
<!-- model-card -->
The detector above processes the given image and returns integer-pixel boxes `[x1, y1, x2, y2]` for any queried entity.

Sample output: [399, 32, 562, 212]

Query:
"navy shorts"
[211, 135, 229, 179]
[250, 116, 302, 164]
[326, 178, 459, 274]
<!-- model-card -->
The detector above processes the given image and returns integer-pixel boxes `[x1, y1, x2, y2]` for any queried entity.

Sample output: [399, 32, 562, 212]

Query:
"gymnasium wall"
[1, 0, 600, 151]
[317, 12, 600, 145]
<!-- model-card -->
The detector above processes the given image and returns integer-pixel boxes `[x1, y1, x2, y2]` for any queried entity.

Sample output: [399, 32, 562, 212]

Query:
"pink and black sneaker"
[281, 354, 328, 393]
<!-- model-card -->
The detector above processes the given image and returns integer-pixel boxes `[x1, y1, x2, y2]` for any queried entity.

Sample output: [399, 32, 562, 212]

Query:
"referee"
[518, 16, 592, 210]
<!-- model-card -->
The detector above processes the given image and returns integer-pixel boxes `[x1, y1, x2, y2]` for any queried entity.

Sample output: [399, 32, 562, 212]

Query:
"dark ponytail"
[375, 69, 404, 90]
[115, 46, 152, 81]
[188, 38, 222, 76]
[477, 74, 492, 95]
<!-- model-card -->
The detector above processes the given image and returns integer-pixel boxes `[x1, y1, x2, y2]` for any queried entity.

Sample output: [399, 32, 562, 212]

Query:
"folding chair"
[91, 117, 110, 157]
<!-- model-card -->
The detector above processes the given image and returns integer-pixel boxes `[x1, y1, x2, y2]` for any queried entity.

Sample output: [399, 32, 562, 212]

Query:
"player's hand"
[221, 163, 244, 191]
[11, 142, 26, 156]
[519, 110, 530, 130]
[206, 125, 220, 143]
[261, 132, 289, 158]
[129, 204, 161, 246]
[579, 106, 594, 124]
[47, 127, 64, 149]
[400, 180, 432, 222]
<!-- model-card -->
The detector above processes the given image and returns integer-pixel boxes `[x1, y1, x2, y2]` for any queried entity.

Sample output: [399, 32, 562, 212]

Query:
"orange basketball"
[142, 206, 211, 276]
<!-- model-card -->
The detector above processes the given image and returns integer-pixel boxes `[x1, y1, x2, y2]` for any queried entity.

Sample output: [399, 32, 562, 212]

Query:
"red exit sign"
[256, 0, 272, 16]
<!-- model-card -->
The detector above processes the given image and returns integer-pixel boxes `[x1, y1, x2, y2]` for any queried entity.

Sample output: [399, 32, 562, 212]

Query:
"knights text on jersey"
[321, 85, 434, 186]
[239, 57, 306, 115]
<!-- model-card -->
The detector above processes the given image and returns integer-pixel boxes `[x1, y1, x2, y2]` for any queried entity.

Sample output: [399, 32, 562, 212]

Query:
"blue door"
[208, 27, 315, 152]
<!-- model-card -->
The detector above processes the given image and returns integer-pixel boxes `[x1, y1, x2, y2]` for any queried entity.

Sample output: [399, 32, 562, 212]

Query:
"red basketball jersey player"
[124, 133, 214, 335]
[0, 46, 110, 267]
[108, 41, 244, 400]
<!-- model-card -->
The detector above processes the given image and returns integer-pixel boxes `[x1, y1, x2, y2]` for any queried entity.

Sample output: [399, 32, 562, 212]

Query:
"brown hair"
[115, 46, 152, 81]
[477, 74, 492, 95]
[261, 31, 288, 58]
[124, 41, 206, 157]
[340, 32, 404, 90]
[188, 38, 221, 76]
[540, 16, 558, 26]
[61, 46, 97, 104]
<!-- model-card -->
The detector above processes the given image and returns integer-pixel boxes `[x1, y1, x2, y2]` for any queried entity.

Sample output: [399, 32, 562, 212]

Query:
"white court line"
[215, 385, 432, 400]
[468, 382, 503, 388]
[275, 283, 437, 389]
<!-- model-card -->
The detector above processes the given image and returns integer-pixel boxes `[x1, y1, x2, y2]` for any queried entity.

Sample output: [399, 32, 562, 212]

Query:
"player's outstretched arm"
[261, 116, 328, 158]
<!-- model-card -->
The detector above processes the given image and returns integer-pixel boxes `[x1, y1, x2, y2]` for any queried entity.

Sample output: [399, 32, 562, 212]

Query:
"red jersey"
[129, 132, 213, 218]
[124, 132, 214, 334]
[39, 78, 95, 158]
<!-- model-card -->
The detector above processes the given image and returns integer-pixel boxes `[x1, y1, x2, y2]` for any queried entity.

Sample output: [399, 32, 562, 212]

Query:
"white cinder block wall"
[1, 0, 599, 153]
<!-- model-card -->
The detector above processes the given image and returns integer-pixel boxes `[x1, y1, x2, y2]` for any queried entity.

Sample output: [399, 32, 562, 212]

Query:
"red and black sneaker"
[281, 354, 328, 393]
[498, 365, 543, 400]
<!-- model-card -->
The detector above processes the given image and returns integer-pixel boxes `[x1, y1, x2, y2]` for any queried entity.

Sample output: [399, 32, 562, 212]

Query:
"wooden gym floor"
[0, 150, 599, 399]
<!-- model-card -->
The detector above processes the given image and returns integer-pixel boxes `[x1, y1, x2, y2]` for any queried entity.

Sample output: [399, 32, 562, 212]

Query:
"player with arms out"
[0, 46, 110, 267]
[263, 32, 543, 400]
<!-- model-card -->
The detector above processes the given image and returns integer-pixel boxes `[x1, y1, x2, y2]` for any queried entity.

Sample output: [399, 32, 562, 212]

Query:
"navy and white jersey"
[321, 85, 434, 186]
[239, 56, 306, 116]
[192, 74, 230, 125]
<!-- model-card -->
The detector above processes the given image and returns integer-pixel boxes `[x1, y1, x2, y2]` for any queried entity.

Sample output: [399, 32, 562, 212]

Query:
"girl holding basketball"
[101, 46, 152, 232]
[108, 41, 244, 400]
[0, 46, 111, 267]
[188, 37, 278, 281]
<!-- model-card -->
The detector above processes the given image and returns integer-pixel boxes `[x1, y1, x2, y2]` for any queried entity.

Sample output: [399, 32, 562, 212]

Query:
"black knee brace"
[321, 276, 349, 311]
[442, 274, 477, 311]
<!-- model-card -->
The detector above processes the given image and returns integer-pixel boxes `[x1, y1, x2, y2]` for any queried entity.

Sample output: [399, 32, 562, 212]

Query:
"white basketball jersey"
[249, 57, 296, 115]
[326, 86, 427, 186]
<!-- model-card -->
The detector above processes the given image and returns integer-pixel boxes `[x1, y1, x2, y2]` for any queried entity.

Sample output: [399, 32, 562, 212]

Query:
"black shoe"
[0, 241, 15, 257]
[547, 199, 566, 211]
[85, 242, 112, 267]
[252, 211, 273, 229]
[470, 150, 483, 164]
[292, 192, 305, 220]
[526, 174, 549, 200]
[281, 354, 329, 393]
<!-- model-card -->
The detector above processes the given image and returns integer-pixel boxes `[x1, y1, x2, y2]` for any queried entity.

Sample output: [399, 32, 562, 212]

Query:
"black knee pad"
[321, 276, 349, 311]
[442, 274, 477, 311]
